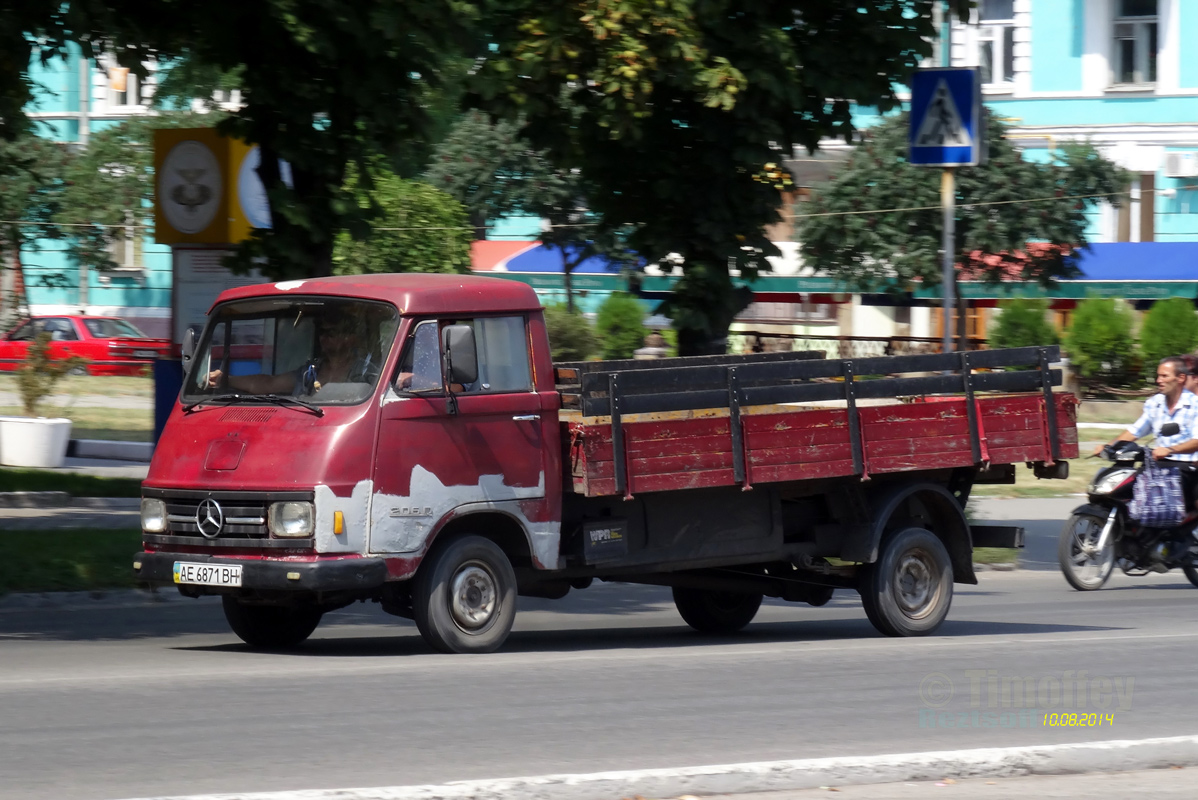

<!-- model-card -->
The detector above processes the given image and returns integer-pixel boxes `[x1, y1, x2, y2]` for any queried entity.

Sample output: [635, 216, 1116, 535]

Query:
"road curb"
[0, 493, 139, 509]
[117, 736, 1198, 800]
[0, 491, 70, 508]
[67, 438, 153, 462]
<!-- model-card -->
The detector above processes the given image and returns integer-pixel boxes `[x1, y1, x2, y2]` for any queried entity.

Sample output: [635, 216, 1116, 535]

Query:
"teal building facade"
[947, 0, 1198, 245]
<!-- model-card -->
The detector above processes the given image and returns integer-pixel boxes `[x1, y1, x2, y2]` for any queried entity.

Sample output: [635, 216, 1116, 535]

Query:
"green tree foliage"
[477, 1, 975, 353]
[989, 299, 1059, 350]
[16, 333, 86, 417]
[333, 166, 472, 275]
[2, 1, 478, 278]
[798, 112, 1128, 298]
[425, 111, 640, 311]
[543, 304, 599, 363]
[596, 293, 648, 360]
[424, 110, 568, 232]
[1064, 298, 1140, 387]
[1138, 298, 1198, 376]
[0, 133, 68, 324]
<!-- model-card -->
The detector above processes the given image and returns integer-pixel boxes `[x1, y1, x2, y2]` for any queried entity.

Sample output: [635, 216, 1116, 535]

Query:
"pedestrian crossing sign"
[909, 68, 983, 167]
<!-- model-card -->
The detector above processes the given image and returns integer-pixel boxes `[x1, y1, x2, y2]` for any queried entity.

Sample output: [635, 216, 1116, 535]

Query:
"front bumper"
[133, 551, 388, 593]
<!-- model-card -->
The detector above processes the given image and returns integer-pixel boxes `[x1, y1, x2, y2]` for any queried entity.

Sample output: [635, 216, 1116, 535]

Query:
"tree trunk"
[470, 211, 488, 241]
[562, 250, 574, 314]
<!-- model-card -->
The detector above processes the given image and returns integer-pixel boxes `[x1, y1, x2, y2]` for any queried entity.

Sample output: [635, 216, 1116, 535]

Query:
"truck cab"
[137, 274, 560, 650]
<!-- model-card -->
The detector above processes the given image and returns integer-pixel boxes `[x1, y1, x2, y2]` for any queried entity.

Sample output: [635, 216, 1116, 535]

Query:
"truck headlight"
[141, 498, 166, 532]
[269, 501, 314, 537]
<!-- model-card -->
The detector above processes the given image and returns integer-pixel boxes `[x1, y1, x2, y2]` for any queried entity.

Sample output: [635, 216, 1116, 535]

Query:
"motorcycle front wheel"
[1058, 512, 1116, 591]
[1183, 562, 1198, 589]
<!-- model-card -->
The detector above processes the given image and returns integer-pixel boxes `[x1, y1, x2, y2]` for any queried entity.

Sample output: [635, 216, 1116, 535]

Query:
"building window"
[1113, 0, 1157, 85]
[977, 0, 1015, 85]
[735, 302, 836, 324]
[103, 60, 155, 109]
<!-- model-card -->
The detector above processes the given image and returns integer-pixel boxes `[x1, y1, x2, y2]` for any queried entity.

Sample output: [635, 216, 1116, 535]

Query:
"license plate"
[134, 349, 157, 358]
[173, 562, 243, 587]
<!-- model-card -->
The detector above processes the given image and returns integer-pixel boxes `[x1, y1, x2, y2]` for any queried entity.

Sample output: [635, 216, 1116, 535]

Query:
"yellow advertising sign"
[154, 128, 286, 245]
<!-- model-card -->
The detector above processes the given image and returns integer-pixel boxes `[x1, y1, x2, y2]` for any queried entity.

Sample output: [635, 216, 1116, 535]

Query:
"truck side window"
[466, 316, 531, 393]
[397, 321, 443, 392]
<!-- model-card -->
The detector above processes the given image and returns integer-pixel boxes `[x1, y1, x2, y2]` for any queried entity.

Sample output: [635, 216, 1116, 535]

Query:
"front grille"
[143, 488, 312, 546]
[166, 498, 269, 538]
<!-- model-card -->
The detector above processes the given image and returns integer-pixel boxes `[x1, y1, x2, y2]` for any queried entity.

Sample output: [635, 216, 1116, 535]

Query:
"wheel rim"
[1066, 516, 1112, 587]
[893, 548, 942, 620]
[448, 560, 499, 633]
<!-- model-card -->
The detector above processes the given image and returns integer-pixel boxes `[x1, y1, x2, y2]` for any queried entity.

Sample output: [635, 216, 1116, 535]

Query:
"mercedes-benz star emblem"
[196, 498, 224, 539]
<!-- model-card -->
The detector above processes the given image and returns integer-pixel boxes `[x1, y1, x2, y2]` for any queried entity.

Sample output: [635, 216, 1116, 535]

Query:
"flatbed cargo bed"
[556, 346, 1077, 498]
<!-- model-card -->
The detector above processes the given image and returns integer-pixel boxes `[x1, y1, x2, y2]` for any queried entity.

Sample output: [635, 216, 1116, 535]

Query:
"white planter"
[0, 416, 73, 468]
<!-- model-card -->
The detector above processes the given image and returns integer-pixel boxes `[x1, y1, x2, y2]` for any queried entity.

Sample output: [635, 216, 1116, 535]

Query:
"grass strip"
[0, 529, 143, 595]
[0, 468, 142, 497]
[973, 547, 1018, 564]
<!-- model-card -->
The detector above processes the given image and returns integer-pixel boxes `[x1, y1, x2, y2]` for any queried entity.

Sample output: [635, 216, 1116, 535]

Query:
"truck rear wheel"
[221, 597, 323, 649]
[859, 527, 953, 637]
[412, 535, 517, 654]
[673, 587, 763, 634]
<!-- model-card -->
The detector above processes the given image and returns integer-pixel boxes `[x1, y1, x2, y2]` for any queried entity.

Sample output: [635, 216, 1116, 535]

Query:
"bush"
[543, 304, 599, 362]
[596, 292, 648, 360]
[16, 332, 86, 416]
[1138, 298, 1198, 377]
[989, 298, 1059, 350]
[1063, 298, 1140, 387]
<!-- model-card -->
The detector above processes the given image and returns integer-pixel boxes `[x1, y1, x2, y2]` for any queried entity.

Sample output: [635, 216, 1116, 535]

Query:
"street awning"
[485, 242, 1198, 302]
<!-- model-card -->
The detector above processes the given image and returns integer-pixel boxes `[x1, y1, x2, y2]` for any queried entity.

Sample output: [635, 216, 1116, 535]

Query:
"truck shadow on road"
[164, 616, 1126, 658]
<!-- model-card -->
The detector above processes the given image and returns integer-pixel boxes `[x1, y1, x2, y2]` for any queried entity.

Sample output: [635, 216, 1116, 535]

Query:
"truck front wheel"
[859, 527, 953, 637]
[222, 597, 323, 649]
[673, 587, 763, 634]
[412, 535, 517, 654]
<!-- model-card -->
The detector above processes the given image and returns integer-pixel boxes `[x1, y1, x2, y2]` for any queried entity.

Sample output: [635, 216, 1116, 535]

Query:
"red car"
[0, 315, 171, 376]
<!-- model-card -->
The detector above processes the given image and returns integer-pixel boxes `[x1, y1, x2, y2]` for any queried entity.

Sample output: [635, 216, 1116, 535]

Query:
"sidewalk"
[1, 454, 146, 530]
[719, 767, 1193, 799]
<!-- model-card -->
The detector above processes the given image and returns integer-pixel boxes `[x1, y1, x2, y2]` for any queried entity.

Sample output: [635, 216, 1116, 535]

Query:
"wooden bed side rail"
[569, 346, 1064, 498]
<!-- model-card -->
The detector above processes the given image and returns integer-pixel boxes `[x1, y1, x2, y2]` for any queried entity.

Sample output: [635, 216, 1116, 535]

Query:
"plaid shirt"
[1127, 389, 1198, 461]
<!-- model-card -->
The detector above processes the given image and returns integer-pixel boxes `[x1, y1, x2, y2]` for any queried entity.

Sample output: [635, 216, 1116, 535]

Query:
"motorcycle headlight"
[1091, 469, 1135, 495]
[141, 498, 166, 533]
[269, 501, 314, 538]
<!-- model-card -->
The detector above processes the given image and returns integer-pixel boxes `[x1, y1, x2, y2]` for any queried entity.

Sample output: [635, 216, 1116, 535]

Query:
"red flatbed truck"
[134, 273, 1076, 652]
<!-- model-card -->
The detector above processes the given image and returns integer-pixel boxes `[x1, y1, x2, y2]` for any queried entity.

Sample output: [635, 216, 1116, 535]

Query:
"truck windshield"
[181, 297, 400, 407]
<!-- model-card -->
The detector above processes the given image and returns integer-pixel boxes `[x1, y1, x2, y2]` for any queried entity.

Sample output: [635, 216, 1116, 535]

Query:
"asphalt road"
[2, 563, 1197, 800]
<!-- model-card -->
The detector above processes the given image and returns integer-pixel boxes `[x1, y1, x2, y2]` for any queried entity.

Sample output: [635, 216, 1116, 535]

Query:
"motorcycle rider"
[1095, 356, 1198, 506]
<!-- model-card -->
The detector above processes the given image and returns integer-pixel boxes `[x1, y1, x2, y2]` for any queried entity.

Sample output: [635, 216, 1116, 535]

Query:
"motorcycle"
[1059, 422, 1198, 591]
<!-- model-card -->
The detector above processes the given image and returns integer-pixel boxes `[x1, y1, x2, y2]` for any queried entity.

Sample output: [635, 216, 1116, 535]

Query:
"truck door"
[371, 315, 550, 556]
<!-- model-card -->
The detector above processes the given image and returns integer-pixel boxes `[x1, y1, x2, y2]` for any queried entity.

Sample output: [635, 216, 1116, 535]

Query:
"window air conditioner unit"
[1164, 152, 1198, 179]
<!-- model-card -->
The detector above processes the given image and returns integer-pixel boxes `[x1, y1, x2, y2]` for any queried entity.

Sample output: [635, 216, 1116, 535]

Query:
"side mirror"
[1162, 422, 1181, 437]
[181, 327, 197, 368]
[442, 324, 478, 385]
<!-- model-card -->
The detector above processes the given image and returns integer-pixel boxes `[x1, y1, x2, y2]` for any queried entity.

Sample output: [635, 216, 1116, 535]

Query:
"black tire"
[672, 587, 763, 634]
[1058, 512, 1115, 591]
[412, 535, 517, 654]
[221, 597, 323, 649]
[859, 527, 953, 637]
[1182, 562, 1198, 589]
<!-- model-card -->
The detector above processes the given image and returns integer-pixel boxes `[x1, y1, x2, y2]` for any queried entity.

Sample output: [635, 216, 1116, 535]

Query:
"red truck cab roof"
[212, 273, 544, 316]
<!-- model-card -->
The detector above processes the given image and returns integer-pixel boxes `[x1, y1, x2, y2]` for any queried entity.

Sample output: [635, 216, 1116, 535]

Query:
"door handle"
[512, 414, 540, 421]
